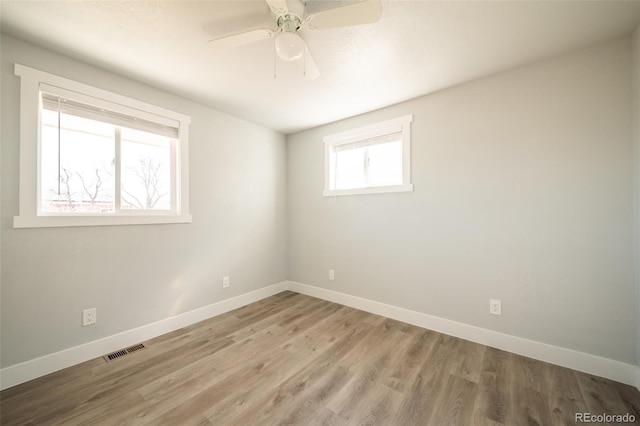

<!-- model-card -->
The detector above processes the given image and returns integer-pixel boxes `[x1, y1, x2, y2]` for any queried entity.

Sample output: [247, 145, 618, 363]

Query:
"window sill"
[323, 183, 413, 197]
[13, 214, 192, 228]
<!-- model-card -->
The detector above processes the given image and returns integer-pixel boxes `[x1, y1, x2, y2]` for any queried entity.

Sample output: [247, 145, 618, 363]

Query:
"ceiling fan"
[208, 0, 383, 80]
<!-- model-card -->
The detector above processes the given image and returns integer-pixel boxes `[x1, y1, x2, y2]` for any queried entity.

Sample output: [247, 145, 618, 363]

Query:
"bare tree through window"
[53, 167, 76, 210]
[46, 156, 167, 213]
[121, 158, 168, 209]
[77, 169, 104, 205]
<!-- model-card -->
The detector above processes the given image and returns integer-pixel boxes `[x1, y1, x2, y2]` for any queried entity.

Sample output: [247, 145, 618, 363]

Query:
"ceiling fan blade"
[209, 29, 274, 49]
[297, 42, 320, 80]
[305, 0, 382, 30]
[265, 0, 288, 16]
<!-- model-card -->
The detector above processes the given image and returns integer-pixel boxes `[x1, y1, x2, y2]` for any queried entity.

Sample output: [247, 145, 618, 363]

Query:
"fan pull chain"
[273, 42, 277, 79]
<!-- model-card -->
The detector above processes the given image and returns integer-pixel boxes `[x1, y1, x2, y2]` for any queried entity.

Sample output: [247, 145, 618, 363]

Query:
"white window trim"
[13, 64, 192, 228]
[323, 114, 414, 197]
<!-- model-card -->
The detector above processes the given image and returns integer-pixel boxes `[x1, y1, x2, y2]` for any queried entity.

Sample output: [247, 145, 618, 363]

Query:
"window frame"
[323, 114, 413, 197]
[13, 63, 192, 228]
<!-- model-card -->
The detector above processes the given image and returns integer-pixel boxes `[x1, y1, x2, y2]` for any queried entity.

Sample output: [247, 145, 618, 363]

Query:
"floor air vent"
[104, 343, 146, 361]
[125, 343, 145, 353]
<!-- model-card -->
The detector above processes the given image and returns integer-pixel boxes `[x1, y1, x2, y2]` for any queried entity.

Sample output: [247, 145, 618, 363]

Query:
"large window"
[14, 64, 191, 228]
[324, 115, 413, 196]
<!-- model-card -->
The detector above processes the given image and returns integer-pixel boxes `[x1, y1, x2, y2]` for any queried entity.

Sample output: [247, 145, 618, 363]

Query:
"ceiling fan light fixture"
[274, 31, 304, 62]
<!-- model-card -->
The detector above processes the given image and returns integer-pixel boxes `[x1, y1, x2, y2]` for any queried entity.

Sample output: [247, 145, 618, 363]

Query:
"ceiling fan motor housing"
[277, 14, 302, 33]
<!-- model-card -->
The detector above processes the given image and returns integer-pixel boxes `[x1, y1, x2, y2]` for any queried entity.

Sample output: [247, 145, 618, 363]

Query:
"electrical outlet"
[329, 269, 335, 280]
[82, 308, 96, 326]
[222, 276, 230, 289]
[489, 299, 502, 316]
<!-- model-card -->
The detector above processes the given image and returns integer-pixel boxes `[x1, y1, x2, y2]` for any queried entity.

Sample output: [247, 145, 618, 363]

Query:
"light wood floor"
[1, 291, 639, 425]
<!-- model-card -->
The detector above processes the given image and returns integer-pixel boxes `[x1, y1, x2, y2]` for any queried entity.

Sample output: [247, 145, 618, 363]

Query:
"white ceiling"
[2, 1, 640, 134]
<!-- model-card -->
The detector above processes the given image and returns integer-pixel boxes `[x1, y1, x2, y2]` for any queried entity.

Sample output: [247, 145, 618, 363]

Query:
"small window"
[14, 64, 191, 228]
[324, 115, 413, 196]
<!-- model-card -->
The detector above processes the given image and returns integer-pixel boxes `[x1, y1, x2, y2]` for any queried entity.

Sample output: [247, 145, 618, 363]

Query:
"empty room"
[1, 0, 640, 424]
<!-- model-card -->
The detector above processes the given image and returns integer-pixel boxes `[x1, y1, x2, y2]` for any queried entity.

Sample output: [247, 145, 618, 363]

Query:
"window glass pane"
[121, 128, 172, 210]
[40, 109, 115, 213]
[367, 140, 402, 187]
[331, 146, 367, 190]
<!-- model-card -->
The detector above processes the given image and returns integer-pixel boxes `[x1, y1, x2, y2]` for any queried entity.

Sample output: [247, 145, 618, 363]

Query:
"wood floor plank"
[226, 294, 323, 341]
[53, 389, 151, 426]
[614, 381, 640, 420]
[394, 333, 460, 425]
[326, 321, 414, 421]
[384, 328, 439, 394]
[429, 374, 479, 425]
[473, 346, 514, 425]
[473, 383, 510, 425]
[548, 394, 589, 426]
[144, 347, 300, 425]
[509, 385, 553, 426]
[448, 338, 486, 384]
[227, 317, 376, 424]
[511, 353, 552, 395]
[260, 365, 353, 425]
[575, 372, 635, 416]
[137, 323, 283, 400]
[135, 305, 347, 423]
[350, 383, 404, 425]
[203, 328, 350, 424]
[479, 346, 513, 391]
[2, 292, 639, 426]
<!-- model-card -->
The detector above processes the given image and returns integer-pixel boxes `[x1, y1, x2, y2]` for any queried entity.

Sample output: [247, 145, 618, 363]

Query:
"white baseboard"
[287, 281, 638, 387]
[0, 281, 288, 391]
[2, 280, 637, 391]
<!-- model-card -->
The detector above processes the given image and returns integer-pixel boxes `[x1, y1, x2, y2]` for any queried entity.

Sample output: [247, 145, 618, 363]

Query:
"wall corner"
[632, 25, 640, 382]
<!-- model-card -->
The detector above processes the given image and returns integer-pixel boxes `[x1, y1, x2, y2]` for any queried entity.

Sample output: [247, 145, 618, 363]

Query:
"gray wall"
[287, 37, 636, 364]
[633, 27, 640, 372]
[0, 36, 288, 368]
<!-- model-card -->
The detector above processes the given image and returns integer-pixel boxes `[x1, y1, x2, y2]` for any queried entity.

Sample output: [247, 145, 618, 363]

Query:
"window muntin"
[14, 63, 191, 228]
[324, 115, 413, 196]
